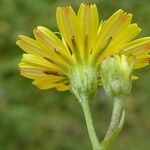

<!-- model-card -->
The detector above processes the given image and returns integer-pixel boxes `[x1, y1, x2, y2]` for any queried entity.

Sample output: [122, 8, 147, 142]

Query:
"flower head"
[101, 55, 135, 97]
[17, 3, 150, 91]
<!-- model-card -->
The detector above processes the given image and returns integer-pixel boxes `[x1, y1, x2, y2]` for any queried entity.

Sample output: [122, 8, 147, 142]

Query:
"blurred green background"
[0, 0, 149, 150]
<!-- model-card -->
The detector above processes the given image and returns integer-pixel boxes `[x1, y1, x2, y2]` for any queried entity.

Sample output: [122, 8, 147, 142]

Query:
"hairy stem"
[80, 98, 104, 150]
[104, 96, 124, 139]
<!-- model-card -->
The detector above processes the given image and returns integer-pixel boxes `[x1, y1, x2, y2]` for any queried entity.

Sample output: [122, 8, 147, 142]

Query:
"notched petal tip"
[16, 35, 26, 45]
[132, 23, 142, 31]
[114, 9, 133, 20]
[57, 5, 73, 13]
[116, 9, 124, 14]
[36, 26, 44, 30]
[80, 2, 97, 7]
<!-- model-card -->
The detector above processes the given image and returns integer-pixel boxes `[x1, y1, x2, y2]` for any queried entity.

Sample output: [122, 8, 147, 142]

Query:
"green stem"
[104, 96, 124, 140]
[80, 98, 104, 150]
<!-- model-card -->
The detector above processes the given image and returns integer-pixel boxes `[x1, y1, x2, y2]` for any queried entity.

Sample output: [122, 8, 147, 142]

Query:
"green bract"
[70, 66, 98, 103]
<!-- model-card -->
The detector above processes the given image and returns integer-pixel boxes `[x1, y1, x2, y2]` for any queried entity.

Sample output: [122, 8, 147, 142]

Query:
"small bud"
[101, 55, 135, 97]
[70, 66, 98, 103]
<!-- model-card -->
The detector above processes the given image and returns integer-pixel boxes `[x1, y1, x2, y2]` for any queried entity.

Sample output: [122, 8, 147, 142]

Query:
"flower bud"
[101, 55, 135, 97]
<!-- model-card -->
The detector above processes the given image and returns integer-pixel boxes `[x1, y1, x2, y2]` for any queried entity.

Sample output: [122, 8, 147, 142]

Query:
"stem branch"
[104, 96, 124, 139]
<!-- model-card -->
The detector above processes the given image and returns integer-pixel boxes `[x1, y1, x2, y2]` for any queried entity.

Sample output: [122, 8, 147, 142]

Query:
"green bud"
[70, 66, 98, 103]
[101, 55, 135, 97]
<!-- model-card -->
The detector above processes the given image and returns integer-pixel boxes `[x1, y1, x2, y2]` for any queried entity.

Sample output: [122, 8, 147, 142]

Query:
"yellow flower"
[17, 3, 150, 91]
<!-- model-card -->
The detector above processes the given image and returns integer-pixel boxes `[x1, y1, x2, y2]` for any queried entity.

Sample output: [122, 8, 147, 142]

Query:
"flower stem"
[104, 96, 124, 140]
[80, 98, 104, 150]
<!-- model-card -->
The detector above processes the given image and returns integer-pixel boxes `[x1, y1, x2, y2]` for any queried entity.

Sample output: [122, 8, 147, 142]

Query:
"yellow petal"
[91, 9, 133, 64]
[16, 35, 51, 58]
[122, 37, 150, 55]
[56, 6, 83, 62]
[135, 58, 149, 69]
[118, 23, 141, 45]
[32, 76, 68, 90]
[17, 34, 71, 71]
[78, 3, 99, 60]
[33, 26, 74, 65]
[102, 23, 141, 56]
[55, 83, 69, 91]
[19, 62, 65, 79]
[36, 26, 70, 55]
[19, 63, 49, 79]
[20, 54, 65, 74]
